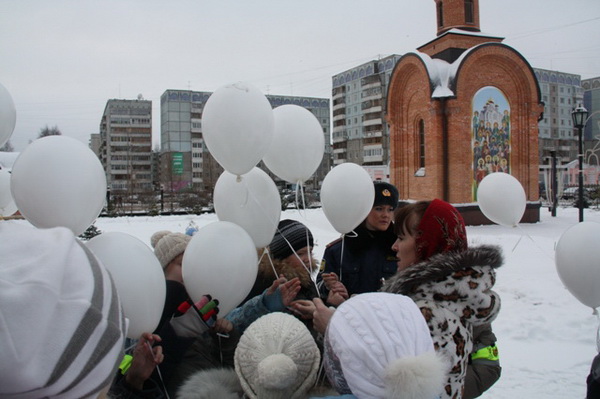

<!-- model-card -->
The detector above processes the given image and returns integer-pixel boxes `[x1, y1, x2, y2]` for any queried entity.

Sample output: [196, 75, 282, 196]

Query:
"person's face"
[365, 205, 395, 231]
[391, 222, 418, 271]
[284, 246, 313, 272]
[164, 253, 184, 284]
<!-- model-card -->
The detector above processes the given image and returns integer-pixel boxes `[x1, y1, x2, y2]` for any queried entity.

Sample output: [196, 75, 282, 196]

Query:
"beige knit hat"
[150, 230, 192, 269]
[234, 312, 320, 399]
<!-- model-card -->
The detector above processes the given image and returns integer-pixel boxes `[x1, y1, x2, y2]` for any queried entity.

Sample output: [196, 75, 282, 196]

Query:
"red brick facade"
[386, 0, 544, 223]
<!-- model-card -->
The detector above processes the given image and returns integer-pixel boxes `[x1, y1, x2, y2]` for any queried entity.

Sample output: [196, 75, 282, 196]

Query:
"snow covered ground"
[6, 204, 595, 397]
[88, 205, 600, 398]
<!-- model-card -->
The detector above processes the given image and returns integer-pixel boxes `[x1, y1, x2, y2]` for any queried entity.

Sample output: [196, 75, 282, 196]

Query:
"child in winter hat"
[234, 312, 321, 399]
[151, 230, 192, 269]
[0, 222, 126, 399]
[269, 219, 314, 260]
[323, 292, 447, 399]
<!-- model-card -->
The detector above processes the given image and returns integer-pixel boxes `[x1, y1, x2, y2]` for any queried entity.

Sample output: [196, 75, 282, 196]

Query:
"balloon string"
[336, 230, 356, 283]
[595, 309, 600, 352]
[241, 177, 316, 292]
[263, 248, 278, 281]
[515, 224, 555, 262]
[293, 181, 308, 218]
[339, 234, 345, 282]
[271, 221, 319, 295]
[145, 341, 171, 399]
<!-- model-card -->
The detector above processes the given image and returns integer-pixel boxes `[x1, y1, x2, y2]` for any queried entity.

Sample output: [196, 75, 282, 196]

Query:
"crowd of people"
[0, 181, 512, 399]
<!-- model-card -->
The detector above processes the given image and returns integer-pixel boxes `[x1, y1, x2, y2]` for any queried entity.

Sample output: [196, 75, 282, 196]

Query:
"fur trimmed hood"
[176, 368, 243, 399]
[381, 245, 503, 398]
[382, 244, 503, 326]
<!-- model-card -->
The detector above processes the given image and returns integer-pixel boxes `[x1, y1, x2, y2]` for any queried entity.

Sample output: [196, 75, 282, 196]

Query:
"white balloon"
[10, 136, 106, 235]
[477, 172, 526, 227]
[214, 168, 281, 248]
[0, 83, 16, 149]
[321, 163, 375, 234]
[555, 222, 600, 309]
[87, 232, 166, 339]
[0, 169, 17, 216]
[202, 82, 274, 176]
[263, 104, 324, 184]
[183, 221, 258, 316]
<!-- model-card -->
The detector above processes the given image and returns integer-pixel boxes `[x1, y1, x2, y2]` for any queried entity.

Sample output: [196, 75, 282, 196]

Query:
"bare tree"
[0, 140, 14, 152]
[38, 125, 62, 138]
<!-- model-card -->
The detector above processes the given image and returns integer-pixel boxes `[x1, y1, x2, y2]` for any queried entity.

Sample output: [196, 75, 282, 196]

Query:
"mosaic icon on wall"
[472, 86, 511, 201]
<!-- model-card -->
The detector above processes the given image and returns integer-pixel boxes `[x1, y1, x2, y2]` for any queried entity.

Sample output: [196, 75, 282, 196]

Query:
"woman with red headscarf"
[381, 199, 502, 399]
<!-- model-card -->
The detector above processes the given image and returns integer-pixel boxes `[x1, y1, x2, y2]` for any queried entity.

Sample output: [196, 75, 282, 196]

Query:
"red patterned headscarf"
[415, 199, 468, 261]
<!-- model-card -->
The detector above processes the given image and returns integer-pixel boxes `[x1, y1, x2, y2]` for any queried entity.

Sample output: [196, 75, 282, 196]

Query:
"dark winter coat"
[463, 323, 501, 398]
[317, 223, 397, 300]
[381, 245, 503, 399]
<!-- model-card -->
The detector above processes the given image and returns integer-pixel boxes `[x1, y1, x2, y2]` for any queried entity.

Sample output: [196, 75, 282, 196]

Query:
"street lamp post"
[571, 104, 589, 222]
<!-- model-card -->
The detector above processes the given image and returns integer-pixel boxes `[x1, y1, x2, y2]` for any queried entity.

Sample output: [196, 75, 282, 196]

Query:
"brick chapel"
[386, 0, 544, 224]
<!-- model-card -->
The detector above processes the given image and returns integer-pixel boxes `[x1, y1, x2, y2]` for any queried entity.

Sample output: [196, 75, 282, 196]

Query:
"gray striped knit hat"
[269, 219, 314, 260]
[0, 223, 126, 399]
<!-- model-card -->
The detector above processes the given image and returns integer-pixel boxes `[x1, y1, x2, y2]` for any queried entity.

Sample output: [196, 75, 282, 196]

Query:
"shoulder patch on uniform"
[326, 237, 343, 248]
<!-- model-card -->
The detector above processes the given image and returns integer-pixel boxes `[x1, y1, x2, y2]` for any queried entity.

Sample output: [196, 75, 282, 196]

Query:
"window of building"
[465, 0, 474, 23]
[418, 119, 425, 169]
[437, 2, 443, 27]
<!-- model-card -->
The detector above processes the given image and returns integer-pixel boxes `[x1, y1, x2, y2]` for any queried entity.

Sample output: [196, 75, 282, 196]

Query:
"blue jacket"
[317, 223, 397, 300]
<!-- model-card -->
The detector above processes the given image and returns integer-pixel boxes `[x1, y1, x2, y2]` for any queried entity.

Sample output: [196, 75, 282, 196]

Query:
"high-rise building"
[160, 90, 210, 194]
[331, 55, 402, 170]
[98, 98, 153, 195]
[160, 89, 330, 194]
[535, 68, 584, 163]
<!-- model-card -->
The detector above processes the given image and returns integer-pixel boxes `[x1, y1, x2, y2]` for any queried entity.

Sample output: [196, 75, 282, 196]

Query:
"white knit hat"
[151, 230, 192, 268]
[325, 292, 447, 399]
[234, 312, 320, 399]
[0, 222, 126, 399]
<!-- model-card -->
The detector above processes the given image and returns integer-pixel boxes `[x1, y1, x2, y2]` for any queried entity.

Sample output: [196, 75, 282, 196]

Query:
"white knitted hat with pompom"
[325, 292, 448, 399]
[234, 312, 320, 399]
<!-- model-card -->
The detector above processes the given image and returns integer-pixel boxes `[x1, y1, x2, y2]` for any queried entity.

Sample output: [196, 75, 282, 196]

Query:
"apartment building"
[331, 54, 402, 170]
[160, 89, 330, 193]
[582, 76, 600, 165]
[98, 98, 153, 195]
[535, 67, 584, 163]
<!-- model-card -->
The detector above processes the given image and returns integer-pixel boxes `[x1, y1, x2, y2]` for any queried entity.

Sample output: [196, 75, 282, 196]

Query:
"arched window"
[418, 119, 425, 169]
[437, 2, 444, 28]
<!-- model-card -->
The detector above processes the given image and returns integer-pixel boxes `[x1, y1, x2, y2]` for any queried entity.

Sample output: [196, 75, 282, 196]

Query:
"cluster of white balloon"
[182, 81, 377, 317]
[0, 80, 376, 337]
[477, 172, 600, 315]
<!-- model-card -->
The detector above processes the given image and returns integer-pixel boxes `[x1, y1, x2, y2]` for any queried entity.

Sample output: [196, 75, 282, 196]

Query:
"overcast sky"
[1, 0, 599, 152]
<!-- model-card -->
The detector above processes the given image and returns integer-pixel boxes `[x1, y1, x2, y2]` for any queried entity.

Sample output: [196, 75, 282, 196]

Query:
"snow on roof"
[440, 28, 504, 40]
[413, 45, 479, 98]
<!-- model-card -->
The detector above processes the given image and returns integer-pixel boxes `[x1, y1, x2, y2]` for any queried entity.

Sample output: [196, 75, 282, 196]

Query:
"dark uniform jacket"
[317, 223, 397, 301]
